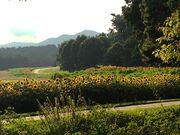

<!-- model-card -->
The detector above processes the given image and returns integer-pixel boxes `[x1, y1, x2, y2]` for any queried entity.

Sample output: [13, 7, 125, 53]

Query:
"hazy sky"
[0, 0, 125, 44]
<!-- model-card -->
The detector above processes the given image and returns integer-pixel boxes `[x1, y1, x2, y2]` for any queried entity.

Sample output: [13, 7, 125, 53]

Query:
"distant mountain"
[37, 30, 99, 46]
[37, 34, 74, 46]
[0, 30, 99, 48]
[76, 30, 99, 37]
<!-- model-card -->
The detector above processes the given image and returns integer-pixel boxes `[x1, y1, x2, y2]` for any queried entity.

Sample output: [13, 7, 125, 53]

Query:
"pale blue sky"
[0, 0, 125, 44]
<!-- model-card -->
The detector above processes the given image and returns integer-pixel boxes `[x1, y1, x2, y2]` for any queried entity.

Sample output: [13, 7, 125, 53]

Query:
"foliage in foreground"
[1, 104, 180, 135]
[153, 10, 180, 66]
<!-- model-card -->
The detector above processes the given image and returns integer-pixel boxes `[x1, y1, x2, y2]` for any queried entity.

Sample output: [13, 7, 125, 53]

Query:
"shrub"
[76, 106, 180, 135]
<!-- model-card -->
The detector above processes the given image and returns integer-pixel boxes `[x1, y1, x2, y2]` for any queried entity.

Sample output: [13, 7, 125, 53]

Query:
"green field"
[8, 66, 69, 79]
[9, 66, 180, 79]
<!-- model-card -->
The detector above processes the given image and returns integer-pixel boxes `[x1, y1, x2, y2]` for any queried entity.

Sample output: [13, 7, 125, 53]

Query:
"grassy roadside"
[5, 98, 179, 118]
[1, 105, 180, 135]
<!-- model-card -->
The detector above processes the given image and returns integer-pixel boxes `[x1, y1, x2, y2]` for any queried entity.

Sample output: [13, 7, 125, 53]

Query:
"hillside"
[37, 30, 99, 46]
[0, 30, 99, 48]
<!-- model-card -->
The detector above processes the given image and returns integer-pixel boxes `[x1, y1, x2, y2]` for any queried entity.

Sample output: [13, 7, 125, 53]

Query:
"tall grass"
[1, 97, 180, 135]
[37, 95, 87, 135]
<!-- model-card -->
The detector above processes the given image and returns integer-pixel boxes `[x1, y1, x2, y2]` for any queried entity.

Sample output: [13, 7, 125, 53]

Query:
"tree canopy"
[122, 0, 179, 65]
[153, 10, 180, 66]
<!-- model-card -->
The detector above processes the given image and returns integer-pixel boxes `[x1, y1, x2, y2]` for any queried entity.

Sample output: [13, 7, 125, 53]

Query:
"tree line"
[57, 33, 142, 71]
[0, 45, 58, 70]
[57, 0, 179, 71]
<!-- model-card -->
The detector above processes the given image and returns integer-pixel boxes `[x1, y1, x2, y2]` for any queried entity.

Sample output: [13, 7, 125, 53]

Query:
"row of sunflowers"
[0, 70, 179, 112]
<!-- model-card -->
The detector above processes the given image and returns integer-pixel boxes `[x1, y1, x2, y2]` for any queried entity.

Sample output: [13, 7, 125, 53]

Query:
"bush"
[74, 106, 180, 135]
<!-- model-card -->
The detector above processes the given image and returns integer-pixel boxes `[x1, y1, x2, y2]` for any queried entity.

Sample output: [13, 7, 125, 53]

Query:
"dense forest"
[0, 45, 58, 69]
[58, 0, 179, 71]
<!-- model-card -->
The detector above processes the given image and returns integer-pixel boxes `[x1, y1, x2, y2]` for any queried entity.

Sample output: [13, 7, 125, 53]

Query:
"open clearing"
[0, 70, 23, 80]
[8, 67, 60, 79]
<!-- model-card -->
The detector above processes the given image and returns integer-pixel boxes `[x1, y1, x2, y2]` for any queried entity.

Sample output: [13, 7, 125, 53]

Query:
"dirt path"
[0, 70, 22, 80]
[25, 101, 180, 121]
[33, 69, 41, 74]
[33, 67, 56, 74]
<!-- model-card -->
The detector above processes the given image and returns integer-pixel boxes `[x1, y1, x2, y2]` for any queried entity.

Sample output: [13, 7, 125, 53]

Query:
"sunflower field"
[0, 66, 180, 113]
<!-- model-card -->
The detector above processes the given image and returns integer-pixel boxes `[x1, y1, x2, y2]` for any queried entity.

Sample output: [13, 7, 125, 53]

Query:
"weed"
[37, 95, 87, 135]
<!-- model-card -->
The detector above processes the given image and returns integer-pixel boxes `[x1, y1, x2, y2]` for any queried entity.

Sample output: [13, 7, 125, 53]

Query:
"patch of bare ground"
[0, 70, 23, 80]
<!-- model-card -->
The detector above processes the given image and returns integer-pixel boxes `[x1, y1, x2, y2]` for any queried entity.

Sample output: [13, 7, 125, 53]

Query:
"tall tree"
[122, 0, 179, 65]
[104, 42, 124, 66]
[57, 35, 109, 71]
[70, 35, 87, 70]
[77, 37, 106, 69]
[109, 15, 133, 43]
[58, 40, 75, 71]
[108, 14, 142, 66]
